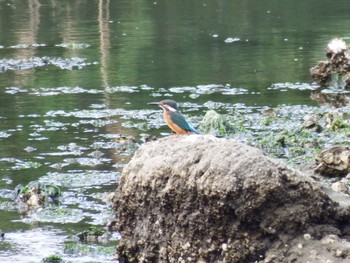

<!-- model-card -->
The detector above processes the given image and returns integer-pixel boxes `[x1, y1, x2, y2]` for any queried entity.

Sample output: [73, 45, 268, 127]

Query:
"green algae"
[42, 255, 62, 263]
[14, 181, 61, 210]
[17, 182, 61, 198]
[199, 110, 236, 136]
[77, 226, 106, 242]
[198, 105, 350, 168]
[64, 241, 116, 256]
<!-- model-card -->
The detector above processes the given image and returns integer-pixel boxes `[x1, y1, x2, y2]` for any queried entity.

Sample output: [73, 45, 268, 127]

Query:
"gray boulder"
[111, 135, 347, 262]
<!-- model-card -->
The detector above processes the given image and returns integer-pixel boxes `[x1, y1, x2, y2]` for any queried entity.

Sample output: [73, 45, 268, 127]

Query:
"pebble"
[321, 235, 338, 245]
[335, 249, 343, 257]
[182, 242, 191, 250]
[304, 233, 312, 240]
[331, 182, 349, 194]
[221, 243, 228, 251]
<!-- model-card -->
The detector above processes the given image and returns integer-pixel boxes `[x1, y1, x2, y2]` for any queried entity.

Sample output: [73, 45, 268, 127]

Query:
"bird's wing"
[187, 122, 200, 134]
[170, 112, 200, 134]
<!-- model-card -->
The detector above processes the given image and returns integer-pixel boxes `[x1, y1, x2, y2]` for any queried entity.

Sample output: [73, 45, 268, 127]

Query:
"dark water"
[0, 0, 350, 262]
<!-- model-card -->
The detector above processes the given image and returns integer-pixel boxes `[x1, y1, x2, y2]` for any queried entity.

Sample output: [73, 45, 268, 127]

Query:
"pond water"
[1, 0, 350, 262]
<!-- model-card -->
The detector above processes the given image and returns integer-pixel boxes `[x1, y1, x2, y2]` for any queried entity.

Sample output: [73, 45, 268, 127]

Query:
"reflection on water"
[1, 0, 350, 261]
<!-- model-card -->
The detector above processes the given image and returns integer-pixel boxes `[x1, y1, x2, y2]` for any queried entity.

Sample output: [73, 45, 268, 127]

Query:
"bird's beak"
[148, 102, 160, 106]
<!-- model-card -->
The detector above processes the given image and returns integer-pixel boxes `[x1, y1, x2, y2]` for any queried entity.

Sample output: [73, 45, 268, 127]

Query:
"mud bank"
[110, 135, 350, 262]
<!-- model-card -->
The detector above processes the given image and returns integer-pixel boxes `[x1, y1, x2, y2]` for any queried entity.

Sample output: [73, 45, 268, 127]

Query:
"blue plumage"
[169, 111, 200, 134]
[148, 99, 200, 134]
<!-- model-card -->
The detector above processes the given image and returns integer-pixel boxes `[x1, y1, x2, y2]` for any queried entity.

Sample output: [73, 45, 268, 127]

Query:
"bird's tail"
[188, 123, 201, 134]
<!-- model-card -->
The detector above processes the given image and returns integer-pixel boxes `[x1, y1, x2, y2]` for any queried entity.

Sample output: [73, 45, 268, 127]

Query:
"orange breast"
[163, 111, 189, 134]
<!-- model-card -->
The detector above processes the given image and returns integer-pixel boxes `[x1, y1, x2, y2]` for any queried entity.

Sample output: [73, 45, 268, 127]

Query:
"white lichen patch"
[327, 38, 347, 54]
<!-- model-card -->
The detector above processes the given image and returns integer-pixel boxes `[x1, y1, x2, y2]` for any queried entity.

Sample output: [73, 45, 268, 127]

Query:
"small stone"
[331, 182, 349, 194]
[335, 249, 343, 257]
[315, 146, 350, 176]
[208, 244, 216, 252]
[263, 254, 277, 262]
[308, 249, 318, 259]
[27, 194, 40, 207]
[262, 108, 277, 117]
[297, 243, 303, 249]
[182, 242, 191, 250]
[137, 239, 144, 245]
[221, 243, 228, 251]
[321, 235, 337, 245]
[302, 114, 322, 132]
[304, 233, 312, 240]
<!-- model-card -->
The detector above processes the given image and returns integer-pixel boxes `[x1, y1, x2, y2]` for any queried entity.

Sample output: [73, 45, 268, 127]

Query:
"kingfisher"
[148, 99, 200, 134]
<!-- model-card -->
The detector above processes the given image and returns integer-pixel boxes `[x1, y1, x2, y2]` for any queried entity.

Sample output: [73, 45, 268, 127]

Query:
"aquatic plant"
[77, 226, 107, 242]
[42, 255, 62, 263]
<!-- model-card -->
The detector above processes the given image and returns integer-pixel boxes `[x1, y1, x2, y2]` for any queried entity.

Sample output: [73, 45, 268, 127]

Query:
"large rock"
[111, 135, 347, 262]
[310, 38, 350, 90]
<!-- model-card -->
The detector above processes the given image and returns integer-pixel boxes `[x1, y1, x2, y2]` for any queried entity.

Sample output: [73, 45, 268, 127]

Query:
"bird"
[148, 99, 200, 135]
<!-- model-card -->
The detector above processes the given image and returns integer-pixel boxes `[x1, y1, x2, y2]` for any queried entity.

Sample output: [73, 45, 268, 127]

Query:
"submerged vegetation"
[64, 242, 116, 257]
[77, 226, 107, 243]
[42, 255, 63, 263]
[204, 104, 350, 168]
[15, 181, 61, 200]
